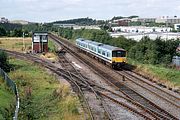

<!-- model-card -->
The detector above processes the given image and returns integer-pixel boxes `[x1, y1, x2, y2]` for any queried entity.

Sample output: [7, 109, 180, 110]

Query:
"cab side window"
[112, 51, 116, 57]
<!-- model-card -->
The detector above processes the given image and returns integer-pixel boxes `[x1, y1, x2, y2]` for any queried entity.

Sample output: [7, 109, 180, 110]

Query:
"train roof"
[76, 38, 101, 45]
[102, 44, 125, 51]
[76, 38, 126, 51]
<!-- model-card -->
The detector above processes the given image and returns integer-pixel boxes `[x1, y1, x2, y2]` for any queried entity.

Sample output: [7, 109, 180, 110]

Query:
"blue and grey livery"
[76, 38, 127, 68]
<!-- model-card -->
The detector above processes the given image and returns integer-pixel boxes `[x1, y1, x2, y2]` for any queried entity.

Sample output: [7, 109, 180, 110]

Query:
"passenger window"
[98, 49, 101, 54]
[102, 51, 105, 56]
[93, 47, 96, 52]
[107, 52, 110, 57]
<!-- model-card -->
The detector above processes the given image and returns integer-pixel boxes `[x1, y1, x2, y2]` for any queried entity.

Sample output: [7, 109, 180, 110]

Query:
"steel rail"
[49, 34, 179, 120]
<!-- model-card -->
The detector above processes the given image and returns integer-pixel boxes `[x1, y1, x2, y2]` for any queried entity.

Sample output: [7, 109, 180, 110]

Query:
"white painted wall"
[112, 26, 172, 33]
[109, 32, 180, 41]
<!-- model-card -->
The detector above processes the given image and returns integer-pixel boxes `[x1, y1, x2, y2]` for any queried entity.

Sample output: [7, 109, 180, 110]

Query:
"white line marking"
[72, 62, 82, 69]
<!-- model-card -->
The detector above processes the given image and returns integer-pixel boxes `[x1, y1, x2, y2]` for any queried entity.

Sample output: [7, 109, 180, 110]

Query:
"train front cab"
[112, 50, 126, 69]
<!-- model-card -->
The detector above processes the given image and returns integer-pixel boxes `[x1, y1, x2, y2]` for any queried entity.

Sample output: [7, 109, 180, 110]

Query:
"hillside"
[53, 17, 104, 25]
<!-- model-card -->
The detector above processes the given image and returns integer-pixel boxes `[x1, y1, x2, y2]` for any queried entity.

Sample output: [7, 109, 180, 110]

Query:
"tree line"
[0, 23, 55, 37]
[128, 36, 180, 65]
[0, 23, 24, 37]
[53, 17, 106, 26]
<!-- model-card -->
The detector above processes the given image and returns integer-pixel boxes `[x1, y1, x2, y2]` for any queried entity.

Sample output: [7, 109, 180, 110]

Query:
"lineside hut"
[32, 32, 48, 53]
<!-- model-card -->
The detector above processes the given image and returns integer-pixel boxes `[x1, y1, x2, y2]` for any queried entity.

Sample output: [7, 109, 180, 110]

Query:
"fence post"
[0, 68, 19, 120]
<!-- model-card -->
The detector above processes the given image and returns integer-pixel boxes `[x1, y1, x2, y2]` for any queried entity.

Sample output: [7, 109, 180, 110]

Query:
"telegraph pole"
[23, 32, 25, 51]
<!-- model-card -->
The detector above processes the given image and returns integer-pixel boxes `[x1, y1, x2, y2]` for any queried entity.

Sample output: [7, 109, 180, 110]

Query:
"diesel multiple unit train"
[76, 38, 127, 68]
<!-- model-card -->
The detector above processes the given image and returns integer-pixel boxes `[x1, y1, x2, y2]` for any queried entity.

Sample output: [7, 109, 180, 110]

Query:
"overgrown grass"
[48, 39, 57, 52]
[0, 77, 15, 119]
[0, 37, 57, 53]
[8, 58, 82, 120]
[128, 59, 180, 89]
[0, 37, 31, 52]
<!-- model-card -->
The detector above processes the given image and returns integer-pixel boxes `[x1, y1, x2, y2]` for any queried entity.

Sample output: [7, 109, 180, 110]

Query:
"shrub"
[0, 50, 10, 72]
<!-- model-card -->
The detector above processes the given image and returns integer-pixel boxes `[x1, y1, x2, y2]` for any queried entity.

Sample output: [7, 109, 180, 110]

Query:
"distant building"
[172, 44, 180, 67]
[113, 18, 131, 26]
[172, 56, 180, 67]
[109, 32, 180, 41]
[174, 24, 180, 31]
[112, 26, 172, 33]
[156, 16, 180, 25]
[53, 23, 101, 30]
[112, 17, 158, 26]
[53, 23, 75, 28]
[73, 25, 101, 30]
[0, 17, 8, 23]
[131, 17, 156, 23]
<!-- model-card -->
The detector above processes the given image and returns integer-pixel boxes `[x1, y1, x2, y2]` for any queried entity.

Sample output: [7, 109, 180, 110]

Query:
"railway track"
[122, 65, 180, 94]
[3, 48, 178, 119]
[57, 51, 111, 120]
[3, 49, 115, 119]
[56, 51, 159, 119]
[58, 52, 94, 120]
[118, 69, 180, 107]
[93, 84, 162, 119]
[1, 49, 94, 120]
[49, 33, 180, 120]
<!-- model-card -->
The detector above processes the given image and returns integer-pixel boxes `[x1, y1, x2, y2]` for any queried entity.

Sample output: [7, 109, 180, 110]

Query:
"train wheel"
[112, 64, 115, 69]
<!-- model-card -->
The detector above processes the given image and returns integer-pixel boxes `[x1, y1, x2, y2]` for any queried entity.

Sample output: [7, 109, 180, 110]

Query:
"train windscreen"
[112, 50, 126, 57]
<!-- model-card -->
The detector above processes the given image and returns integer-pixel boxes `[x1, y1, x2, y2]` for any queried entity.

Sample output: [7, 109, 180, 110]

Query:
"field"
[0, 37, 32, 52]
[0, 37, 58, 62]
[128, 59, 180, 90]
[8, 58, 83, 120]
[0, 37, 58, 53]
[0, 77, 15, 119]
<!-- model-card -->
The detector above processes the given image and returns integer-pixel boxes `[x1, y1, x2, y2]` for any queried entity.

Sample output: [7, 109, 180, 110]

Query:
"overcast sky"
[0, 0, 180, 22]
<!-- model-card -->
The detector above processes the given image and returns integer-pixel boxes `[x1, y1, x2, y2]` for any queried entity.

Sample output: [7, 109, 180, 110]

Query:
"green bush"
[0, 27, 7, 36]
[128, 37, 180, 65]
[0, 50, 10, 72]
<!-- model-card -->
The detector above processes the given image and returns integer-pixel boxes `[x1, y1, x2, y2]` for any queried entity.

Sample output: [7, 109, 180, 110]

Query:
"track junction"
[1, 33, 179, 120]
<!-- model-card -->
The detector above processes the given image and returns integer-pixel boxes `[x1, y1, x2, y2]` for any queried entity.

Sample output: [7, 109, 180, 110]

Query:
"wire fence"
[172, 56, 180, 66]
[0, 68, 19, 120]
